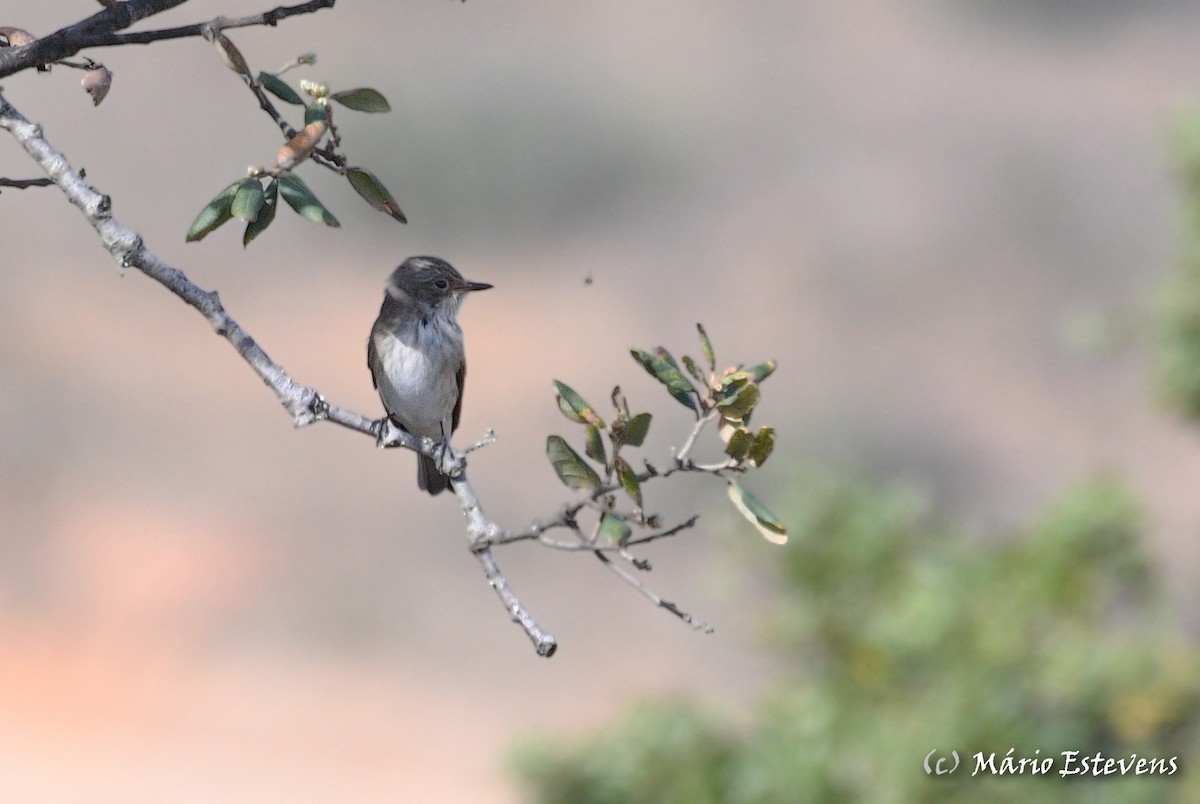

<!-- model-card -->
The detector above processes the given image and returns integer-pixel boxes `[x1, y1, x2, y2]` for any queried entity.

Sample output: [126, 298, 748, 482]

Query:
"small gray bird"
[368, 257, 492, 495]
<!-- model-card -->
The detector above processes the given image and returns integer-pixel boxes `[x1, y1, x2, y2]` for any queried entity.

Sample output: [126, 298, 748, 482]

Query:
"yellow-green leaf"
[682, 355, 704, 383]
[330, 87, 390, 112]
[584, 424, 606, 465]
[546, 436, 601, 492]
[614, 456, 642, 508]
[185, 180, 240, 242]
[554, 380, 604, 427]
[278, 173, 339, 226]
[727, 481, 787, 544]
[346, 167, 406, 223]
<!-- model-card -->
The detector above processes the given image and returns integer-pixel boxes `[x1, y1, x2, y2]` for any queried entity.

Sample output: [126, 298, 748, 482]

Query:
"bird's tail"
[418, 452, 450, 496]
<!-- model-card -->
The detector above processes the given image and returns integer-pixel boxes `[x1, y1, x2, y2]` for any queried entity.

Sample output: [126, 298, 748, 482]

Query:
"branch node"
[309, 392, 330, 421]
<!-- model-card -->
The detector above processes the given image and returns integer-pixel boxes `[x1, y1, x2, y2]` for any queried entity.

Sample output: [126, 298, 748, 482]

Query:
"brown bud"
[81, 66, 112, 106]
[0, 27, 37, 48]
[275, 120, 327, 170]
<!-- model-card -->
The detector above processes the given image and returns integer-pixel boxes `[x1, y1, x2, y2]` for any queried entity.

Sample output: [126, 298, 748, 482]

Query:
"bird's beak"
[455, 279, 493, 293]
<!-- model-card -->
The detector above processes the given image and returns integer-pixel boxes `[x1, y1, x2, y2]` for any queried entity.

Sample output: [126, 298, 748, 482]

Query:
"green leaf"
[748, 360, 777, 383]
[748, 426, 775, 467]
[304, 103, 329, 124]
[546, 436, 601, 492]
[614, 456, 642, 508]
[727, 481, 787, 544]
[717, 380, 760, 421]
[258, 71, 303, 105]
[599, 513, 632, 546]
[231, 178, 265, 222]
[631, 348, 698, 413]
[725, 427, 753, 462]
[242, 178, 278, 247]
[697, 323, 715, 372]
[278, 173, 339, 226]
[330, 87, 391, 112]
[346, 167, 407, 223]
[682, 355, 704, 383]
[554, 381, 604, 427]
[584, 424, 607, 465]
[619, 412, 652, 448]
[185, 180, 241, 242]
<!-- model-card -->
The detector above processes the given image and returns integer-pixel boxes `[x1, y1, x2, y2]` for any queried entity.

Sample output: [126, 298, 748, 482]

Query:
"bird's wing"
[367, 328, 380, 390]
[452, 361, 465, 433]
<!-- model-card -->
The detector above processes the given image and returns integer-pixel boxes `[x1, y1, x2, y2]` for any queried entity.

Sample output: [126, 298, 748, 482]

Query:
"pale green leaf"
[231, 178, 265, 222]
[727, 481, 787, 544]
[614, 456, 642, 508]
[599, 513, 632, 546]
[554, 380, 604, 427]
[585, 424, 607, 465]
[546, 435, 601, 492]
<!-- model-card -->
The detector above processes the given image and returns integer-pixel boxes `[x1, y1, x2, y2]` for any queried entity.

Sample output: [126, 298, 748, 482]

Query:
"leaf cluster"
[545, 324, 786, 544]
[185, 55, 404, 246]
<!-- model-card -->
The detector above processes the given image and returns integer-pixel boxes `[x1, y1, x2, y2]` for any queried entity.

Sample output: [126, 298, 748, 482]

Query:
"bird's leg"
[375, 417, 403, 449]
[437, 421, 453, 476]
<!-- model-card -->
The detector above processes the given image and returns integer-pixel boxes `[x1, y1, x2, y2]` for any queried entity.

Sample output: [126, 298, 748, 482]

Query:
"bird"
[368, 256, 492, 495]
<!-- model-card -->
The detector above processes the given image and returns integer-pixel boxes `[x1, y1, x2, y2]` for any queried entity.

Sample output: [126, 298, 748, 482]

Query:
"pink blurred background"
[4, 1, 1200, 800]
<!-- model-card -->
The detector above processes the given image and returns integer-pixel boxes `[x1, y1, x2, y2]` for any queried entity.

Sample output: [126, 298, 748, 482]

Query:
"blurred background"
[4, 0, 1200, 800]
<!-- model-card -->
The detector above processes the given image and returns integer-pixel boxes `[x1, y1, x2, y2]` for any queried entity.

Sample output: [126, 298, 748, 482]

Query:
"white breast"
[373, 324, 462, 439]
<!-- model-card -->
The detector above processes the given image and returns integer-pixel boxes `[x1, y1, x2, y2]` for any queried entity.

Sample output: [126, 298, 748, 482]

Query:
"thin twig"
[675, 407, 717, 466]
[592, 551, 713, 633]
[0, 175, 54, 191]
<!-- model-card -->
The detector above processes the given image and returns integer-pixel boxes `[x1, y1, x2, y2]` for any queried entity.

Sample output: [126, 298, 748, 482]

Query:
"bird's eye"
[435, 279, 449, 290]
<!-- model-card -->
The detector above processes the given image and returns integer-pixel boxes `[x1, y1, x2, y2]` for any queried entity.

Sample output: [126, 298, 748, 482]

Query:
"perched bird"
[368, 256, 492, 495]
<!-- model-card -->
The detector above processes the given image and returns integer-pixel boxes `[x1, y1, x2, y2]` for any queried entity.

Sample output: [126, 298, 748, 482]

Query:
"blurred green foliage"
[512, 473, 1200, 802]
[1157, 110, 1200, 420]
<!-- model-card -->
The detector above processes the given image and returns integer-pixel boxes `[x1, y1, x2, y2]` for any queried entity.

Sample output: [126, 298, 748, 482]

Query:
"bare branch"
[474, 547, 558, 657]
[592, 551, 713, 633]
[0, 0, 190, 78]
[0, 0, 336, 79]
